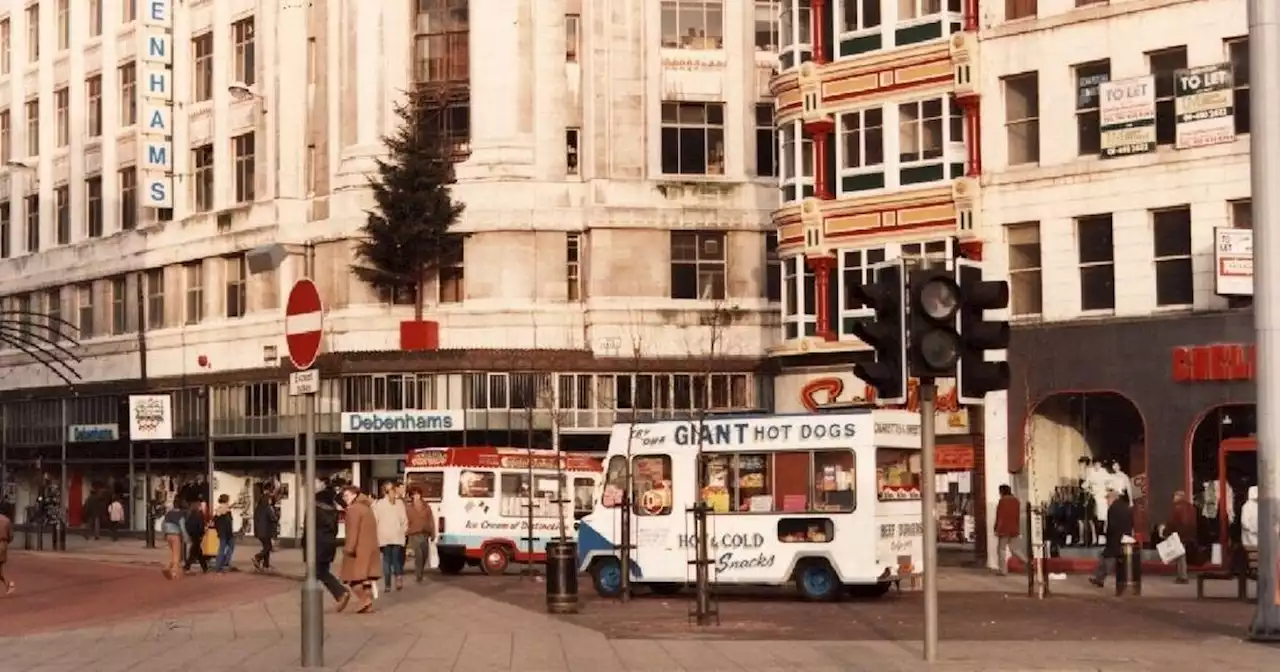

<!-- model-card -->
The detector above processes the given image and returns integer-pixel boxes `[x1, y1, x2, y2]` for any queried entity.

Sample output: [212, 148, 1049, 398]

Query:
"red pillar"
[811, 0, 828, 64]
[804, 119, 835, 199]
[959, 97, 982, 177]
[807, 256, 836, 341]
[963, 0, 979, 31]
[959, 240, 984, 260]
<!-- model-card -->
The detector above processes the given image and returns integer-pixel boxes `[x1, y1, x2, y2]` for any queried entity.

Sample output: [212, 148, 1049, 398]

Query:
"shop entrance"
[1025, 392, 1146, 552]
[1188, 404, 1256, 558]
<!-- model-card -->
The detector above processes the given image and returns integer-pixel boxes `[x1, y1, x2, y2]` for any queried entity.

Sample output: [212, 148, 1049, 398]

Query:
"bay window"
[837, 107, 886, 194]
[896, 97, 964, 186]
[782, 255, 816, 340]
[838, 0, 883, 57]
[895, 0, 963, 48]
[779, 121, 814, 203]
[838, 246, 885, 338]
[778, 0, 812, 71]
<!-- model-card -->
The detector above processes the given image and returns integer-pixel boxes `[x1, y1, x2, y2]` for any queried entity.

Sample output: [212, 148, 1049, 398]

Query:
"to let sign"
[1171, 343, 1255, 382]
[285, 278, 324, 370]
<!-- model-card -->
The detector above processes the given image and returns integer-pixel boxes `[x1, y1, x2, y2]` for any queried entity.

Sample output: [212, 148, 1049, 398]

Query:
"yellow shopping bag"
[202, 532, 220, 557]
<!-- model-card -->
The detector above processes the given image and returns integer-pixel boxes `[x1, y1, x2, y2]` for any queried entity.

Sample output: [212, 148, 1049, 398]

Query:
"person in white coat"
[372, 481, 409, 593]
[1241, 485, 1259, 549]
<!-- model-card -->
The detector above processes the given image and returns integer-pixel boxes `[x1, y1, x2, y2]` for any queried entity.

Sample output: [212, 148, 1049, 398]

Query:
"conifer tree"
[355, 89, 465, 320]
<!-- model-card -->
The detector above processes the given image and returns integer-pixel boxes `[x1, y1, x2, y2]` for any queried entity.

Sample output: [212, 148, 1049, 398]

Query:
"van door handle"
[573, 521, 580, 532]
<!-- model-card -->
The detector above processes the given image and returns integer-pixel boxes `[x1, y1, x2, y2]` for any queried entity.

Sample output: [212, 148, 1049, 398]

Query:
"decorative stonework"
[774, 187, 956, 255]
[773, 42, 953, 125]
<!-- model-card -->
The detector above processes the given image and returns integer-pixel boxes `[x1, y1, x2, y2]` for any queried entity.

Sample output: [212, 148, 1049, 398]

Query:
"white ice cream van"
[403, 446, 603, 575]
[576, 412, 924, 600]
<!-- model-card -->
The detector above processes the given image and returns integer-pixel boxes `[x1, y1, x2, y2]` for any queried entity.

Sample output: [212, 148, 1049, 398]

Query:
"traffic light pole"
[919, 379, 939, 663]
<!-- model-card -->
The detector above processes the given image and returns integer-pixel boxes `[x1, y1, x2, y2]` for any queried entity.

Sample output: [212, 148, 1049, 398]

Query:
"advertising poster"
[1099, 76, 1156, 158]
[1214, 227, 1253, 296]
[1175, 63, 1235, 149]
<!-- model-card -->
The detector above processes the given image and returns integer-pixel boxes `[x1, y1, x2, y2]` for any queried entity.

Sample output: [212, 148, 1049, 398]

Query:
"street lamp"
[228, 82, 266, 112]
[246, 241, 322, 666]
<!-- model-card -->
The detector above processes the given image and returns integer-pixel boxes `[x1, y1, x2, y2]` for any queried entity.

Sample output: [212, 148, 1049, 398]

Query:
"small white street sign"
[289, 370, 320, 396]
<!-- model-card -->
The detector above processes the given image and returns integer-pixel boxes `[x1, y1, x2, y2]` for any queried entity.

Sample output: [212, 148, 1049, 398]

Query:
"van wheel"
[795, 561, 841, 601]
[591, 558, 624, 598]
[438, 555, 466, 575]
[847, 581, 892, 598]
[481, 545, 510, 575]
[650, 582, 683, 596]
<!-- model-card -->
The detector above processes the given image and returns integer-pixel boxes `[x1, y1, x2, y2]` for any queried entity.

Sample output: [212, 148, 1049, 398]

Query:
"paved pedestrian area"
[3, 559, 1277, 671]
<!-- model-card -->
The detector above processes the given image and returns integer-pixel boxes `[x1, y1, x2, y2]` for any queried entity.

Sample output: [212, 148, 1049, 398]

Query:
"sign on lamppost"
[139, 0, 174, 208]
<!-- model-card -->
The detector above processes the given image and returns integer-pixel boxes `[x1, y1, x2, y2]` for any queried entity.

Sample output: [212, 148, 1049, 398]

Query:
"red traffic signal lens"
[919, 278, 959, 321]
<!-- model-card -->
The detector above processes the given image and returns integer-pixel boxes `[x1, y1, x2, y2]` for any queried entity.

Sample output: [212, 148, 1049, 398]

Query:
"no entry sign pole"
[287, 278, 325, 666]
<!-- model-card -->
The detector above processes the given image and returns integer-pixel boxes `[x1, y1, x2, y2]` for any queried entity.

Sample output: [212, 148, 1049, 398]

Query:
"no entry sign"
[285, 278, 323, 370]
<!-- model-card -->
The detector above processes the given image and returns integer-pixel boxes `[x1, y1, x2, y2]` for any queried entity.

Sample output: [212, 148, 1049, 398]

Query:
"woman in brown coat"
[339, 487, 381, 613]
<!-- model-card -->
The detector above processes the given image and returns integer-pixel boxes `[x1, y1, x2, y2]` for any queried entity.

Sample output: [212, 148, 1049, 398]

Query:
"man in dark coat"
[1090, 491, 1134, 588]
[252, 494, 278, 571]
[307, 488, 351, 611]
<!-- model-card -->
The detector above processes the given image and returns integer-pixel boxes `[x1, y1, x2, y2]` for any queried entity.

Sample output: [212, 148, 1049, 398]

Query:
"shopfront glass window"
[405, 471, 444, 502]
[632, 455, 674, 516]
[458, 470, 494, 498]
[877, 448, 922, 500]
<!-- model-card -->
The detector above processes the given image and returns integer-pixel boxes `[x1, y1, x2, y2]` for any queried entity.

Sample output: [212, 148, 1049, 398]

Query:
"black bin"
[54, 519, 66, 551]
[1115, 545, 1143, 596]
[545, 539, 580, 614]
[23, 506, 37, 550]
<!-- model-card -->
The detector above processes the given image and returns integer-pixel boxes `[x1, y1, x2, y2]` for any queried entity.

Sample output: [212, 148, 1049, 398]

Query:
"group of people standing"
[312, 482, 436, 614]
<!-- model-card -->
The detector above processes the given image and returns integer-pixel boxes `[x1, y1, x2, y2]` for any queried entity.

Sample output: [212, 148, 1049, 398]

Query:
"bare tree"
[685, 300, 741, 626]
[615, 314, 650, 602]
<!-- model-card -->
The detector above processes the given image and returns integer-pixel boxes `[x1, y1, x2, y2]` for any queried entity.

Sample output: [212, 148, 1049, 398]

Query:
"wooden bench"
[1196, 548, 1259, 601]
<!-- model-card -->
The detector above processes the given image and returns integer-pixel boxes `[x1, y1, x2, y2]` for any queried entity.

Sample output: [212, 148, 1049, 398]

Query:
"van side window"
[813, 450, 856, 512]
[632, 455, 673, 517]
[877, 448, 922, 500]
[603, 455, 628, 507]
[405, 471, 444, 502]
[701, 453, 772, 513]
[458, 470, 495, 498]
[499, 473, 559, 517]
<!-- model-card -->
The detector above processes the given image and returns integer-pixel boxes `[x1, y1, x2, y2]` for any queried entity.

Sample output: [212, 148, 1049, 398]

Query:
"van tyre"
[590, 557, 624, 598]
[481, 545, 511, 575]
[795, 561, 841, 601]
[438, 555, 466, 575]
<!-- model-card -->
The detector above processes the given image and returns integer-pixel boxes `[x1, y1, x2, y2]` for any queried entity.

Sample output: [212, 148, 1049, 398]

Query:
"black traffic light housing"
[850, 258, 907, 405]
[955, 258, 1011, 404]
[907, 269, 962, 379]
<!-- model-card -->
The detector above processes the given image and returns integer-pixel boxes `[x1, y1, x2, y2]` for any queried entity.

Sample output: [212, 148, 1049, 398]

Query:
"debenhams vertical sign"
[140, 0, 174, 209]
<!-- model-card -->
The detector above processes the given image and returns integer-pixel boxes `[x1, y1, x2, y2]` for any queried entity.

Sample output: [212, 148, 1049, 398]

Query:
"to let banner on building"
[1099, 76, 1156, 159]
[1214, 227, 1253, 296]
[1175, 63, 1235, 149]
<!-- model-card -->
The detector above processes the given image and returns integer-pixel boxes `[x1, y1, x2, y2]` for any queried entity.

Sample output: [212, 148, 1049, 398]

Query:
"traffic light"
[851, 258, 907, 405]
[907, 269, 962, 379]
[955, 258, 1011, 404]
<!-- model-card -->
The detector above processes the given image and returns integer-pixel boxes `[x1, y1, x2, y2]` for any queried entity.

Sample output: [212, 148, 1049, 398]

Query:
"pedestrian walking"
[82, 488, 104, 541]
[0, 507, 14, 595]
[993, 484, 1020, 576]
[405, 487, 436, 583]
[213, 494, 237, 573]
[1165, 490, 1197, 584]
[309, 488, 351, 611]
[1090, 491, 1133, 588]
[161, 499, 187, 580]
[183, 500, 210, 573]
[107, 497, 125, 541]
[251, 493, 278, 572]
[372, 481, 409, 592]
[339, 486, 381, 613]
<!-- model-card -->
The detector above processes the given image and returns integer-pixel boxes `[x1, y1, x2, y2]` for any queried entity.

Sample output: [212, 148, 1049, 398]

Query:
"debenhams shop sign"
[340, 410, 463, 433]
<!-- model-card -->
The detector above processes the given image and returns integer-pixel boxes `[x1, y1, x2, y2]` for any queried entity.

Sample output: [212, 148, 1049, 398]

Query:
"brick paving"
[2, 550, 1277, 670]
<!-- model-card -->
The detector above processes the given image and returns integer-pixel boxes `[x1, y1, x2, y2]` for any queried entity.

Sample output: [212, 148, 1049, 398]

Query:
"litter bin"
[545, 539, 580, 614]
[54, 519, 66, 551]
[23, 506, 36, 550]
